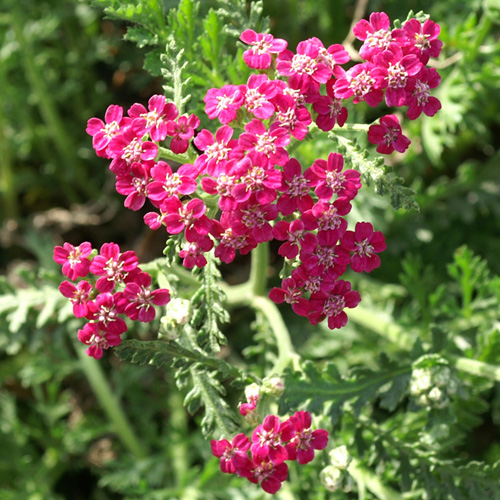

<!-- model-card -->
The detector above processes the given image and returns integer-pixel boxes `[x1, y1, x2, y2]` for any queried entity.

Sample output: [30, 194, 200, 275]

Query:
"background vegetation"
[1, 0, 500, 498]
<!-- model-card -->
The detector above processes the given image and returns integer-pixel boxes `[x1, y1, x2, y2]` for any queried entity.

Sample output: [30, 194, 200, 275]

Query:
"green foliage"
[334, 134, 419, 211]
[2, 0, 500, 498]
[280, 359, 411, 425]
[190, 255, 230, 353]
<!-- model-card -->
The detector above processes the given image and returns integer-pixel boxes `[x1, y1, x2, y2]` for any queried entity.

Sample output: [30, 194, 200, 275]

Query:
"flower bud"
[261, 375, 285, 397]
[320, 465, 343, 492]
[329, 445, 351, 470]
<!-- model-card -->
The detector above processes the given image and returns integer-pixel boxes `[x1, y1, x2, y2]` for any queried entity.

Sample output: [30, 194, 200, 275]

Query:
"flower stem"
[251, 295, 300, 373]
[249, 241, 270, 296]
[339, 123, 370, 132]
[75, 345, 148, 458]
[452, 356, 500, 382]
[157, 145, 198, 164]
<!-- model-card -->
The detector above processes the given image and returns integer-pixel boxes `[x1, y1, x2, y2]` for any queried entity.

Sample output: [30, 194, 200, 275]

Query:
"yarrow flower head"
[54, 241, 170, 359]
[211, 411, 329, 494]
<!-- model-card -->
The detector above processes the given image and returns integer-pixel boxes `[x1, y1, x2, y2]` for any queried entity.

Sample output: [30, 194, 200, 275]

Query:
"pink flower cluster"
[345, 12, 442, 154]
[54, 242, 170, 359]
[84, 12, 441, 330]
[211, 411, 328, 494]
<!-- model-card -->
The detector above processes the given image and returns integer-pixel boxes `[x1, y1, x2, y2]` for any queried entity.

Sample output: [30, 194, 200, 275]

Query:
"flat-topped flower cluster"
[75, 12, 442, 334]
[54, 242, 170, 358]
[211, 411, 328, 494]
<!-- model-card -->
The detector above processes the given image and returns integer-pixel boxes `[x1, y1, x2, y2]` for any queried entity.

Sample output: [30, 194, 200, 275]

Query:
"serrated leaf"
[279, 360, 412, 424]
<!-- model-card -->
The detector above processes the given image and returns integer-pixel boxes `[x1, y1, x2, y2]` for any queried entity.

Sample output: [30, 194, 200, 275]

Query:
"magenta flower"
[201, 170, 238, 211]
[234, 200, 279, 243]
[306, 152, 361, 202]
[301, 238, 351, 280]
[243, 74, 279, 119]
[107, 121, 158, 175]
[334, 62, 384, 107]
[86, 104, 130, 158]
[352, 12, 395, 62]
[239, 30, 287, 69]
[277, 40, 332, 92]
[240, 393, 259, 417]
[128, 94, 178, 142]
[214, 224, 257, 264]
[178, 236, 214, 269]
[147, 161, 198, 205]
[231, 157, 283, 205]
[166, 113, 200, 154]
[89, 242, 139, 293]
[313, 79, 348, 131]
[203, 84, 246, 124]
[194, 125, 238, 176]
[341, 222, 386, 273]
[311, 198, 351, 240]
[307, 37, 350, 73]
[272, 94, 312, 141]
[400, 18, 443, 64]
[309, 279, 361, 329]
[53, 241, 93, 281]
[269, 277, 311, 317]
[115, 160, 153, 211]
[211, 433, 251, 474]
[405, 67, 441, 120]
[236, 119, 290, 168]
[77, 322, 122, 360]
[121, 272, 171, 322]
[86, 293, 128, 335]
[285, 411, 329, 464]
[251, 414, 294, 464]
[234, 455, 289, 495]
[367, 114, 411, 154]
[163, 197, 213, 243]
[58, 280, 93, 318]
[272, 218, 317, 260]
[371, 45, 422, 107]
[276, 158, 314, 216]
[143, 210, 167, 230]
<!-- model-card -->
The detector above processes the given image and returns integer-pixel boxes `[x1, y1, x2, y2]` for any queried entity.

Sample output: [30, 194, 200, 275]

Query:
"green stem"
[251, 295, 300, 374]
[338, 123, 370, 132]
[249, 241, 270, 296]
[347, 304, 413, 348]
[75, 346, 148, 458]
[349, 457, 405, 500]
[157, 145, 198, 164]
[452, 356, 500, 382]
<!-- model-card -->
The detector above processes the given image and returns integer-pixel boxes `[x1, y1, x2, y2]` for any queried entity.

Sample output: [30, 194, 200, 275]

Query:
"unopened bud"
[329, 445, 351, 470]
[261, 376, 285, 397]
[320, 465, 343, 492]
[159, 298, 191, 340]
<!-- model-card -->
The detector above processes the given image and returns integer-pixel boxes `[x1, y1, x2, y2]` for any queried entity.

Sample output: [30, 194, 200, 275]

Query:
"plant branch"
[75, 345, 148, 458]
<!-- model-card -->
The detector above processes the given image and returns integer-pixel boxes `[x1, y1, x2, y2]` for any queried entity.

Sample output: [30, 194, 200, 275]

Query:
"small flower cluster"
[53, 241, 170, 359]
[85, 12, 440, 330]
[347, 12, 443, 153]
[211, 411, 328, 494]
[409, 355, 458, 409]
